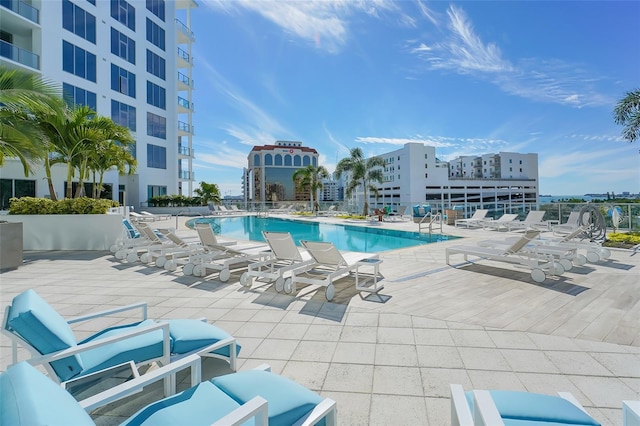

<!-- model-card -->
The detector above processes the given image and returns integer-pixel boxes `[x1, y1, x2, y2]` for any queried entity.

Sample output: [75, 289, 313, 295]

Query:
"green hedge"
[148, 195, 203, 207]
[8, 197, 118, 214]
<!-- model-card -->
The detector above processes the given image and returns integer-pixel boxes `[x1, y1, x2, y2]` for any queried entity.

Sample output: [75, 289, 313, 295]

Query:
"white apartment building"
[364, 143, 539, 213]
[0, 0, 196, 209]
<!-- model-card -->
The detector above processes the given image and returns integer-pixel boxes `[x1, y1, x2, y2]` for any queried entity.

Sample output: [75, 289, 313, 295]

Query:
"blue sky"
[187, 1, 640, 197]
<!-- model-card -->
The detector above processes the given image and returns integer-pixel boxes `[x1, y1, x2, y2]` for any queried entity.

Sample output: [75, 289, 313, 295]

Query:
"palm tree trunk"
[44, 157, 57, 201]
[66, 163, 74, 198]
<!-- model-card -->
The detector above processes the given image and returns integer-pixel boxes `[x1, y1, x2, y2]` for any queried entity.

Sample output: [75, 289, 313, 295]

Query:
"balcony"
[178, 145, 194, 157]
[177, 96, 193, 113]
[177, 72, 193, 90]
[177, 120, 194, 135]
[177, 47, 193, 68]
[0, 40, 39, 70]
[0, 0, 39, 24]
[178, 170, 194, 180]
[175, 18, 194, 43]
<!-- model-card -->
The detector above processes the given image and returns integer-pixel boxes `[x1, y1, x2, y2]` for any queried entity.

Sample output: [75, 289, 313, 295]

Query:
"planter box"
[0, 222, 23, 269]
[2, 215, 123, 251]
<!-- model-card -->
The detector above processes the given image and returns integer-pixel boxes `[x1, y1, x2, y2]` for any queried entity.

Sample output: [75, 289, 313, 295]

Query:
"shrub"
[607, 232, 640, 245]
[148, 195, 202, 207]
[8, 197, 117, 214]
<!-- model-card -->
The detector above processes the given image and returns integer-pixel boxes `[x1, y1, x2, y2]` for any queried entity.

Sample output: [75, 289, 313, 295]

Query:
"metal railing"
[175, 18, 195, 40]
[418, 212, 443, 236]
[177, 96, 193, 111]
[177, 47, 192, 64]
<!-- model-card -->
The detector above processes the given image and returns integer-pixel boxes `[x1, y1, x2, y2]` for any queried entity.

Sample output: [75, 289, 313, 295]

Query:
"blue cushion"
[121, 381, 247, 426]
[78, 319, 165, 376]
[123, 219, 140, 238]
[6, 289, 83, 381]
[465, 390, 600, 425]
[213, 370, 322, 426]
[166, 319, 241, 357]
[0, 362, 94, 426]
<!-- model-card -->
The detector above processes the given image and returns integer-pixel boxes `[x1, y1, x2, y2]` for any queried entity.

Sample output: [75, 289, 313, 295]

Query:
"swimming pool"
[186, 216, 457, 253]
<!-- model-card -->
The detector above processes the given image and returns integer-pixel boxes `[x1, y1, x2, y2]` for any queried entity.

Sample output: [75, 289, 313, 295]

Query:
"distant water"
[539, 195, 596, 203]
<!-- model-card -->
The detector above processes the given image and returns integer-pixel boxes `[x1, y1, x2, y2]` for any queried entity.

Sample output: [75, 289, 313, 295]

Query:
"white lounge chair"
[141, 210, 172, 221]
[288, 240, 379, 301]
[133, 223, 203, 266]
[239, 231, 315, 291]
[553, 211, 591, 235]
[129, 211, 157, 222]
[446, 230, 564, 283]
[506, 210, 550, 231]
[455, 209, 489, 228]
[530, 225, 611, 263]
[450, 384, 600, 426]
[481, 213, 519, 231]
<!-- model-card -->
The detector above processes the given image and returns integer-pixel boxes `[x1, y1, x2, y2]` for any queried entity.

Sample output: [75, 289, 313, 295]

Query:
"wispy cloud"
[354, 135, 511, 154]
[193, 141, 249, 169]
[356, 136, 453, 147]
[408, 5, 612, 107]
[539, 144, 634, 180]
[201, 0, 407, 53]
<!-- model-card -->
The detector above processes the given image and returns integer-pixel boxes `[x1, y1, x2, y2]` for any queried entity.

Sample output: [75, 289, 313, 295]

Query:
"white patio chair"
[455, 209, 489, 228]
[506, 210, 550, 231]
[481, 213, 519, 231]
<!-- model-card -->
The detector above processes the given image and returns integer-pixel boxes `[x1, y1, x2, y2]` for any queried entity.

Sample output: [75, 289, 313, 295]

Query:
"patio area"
[1, 216, 638, 425]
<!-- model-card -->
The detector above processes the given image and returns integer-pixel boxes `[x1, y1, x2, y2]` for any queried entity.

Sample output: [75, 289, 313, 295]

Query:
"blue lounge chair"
[450, 384, 600, 425]
[2, 289, 240, 395]
[1, 358, 337, 426]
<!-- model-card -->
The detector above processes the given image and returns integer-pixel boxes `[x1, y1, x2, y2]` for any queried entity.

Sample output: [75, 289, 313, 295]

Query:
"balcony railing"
[177, 121, 190, 132]
[178, 170, 193, 180]
[175, 18, 194, 40]
[177, 47, 192, 64]
[177, 72, 193, 88]
[178, 146, 193, 156]
[0, 0, 39, 24]
[0, 40, 39, 69]
[177, 96, 193, 111]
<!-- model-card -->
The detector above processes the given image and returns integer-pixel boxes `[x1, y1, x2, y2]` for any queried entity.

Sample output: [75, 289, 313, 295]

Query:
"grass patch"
[603, 231, 640, 249]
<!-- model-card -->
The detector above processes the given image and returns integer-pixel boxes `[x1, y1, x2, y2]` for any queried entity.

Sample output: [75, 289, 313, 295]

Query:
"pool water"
[186, 216, 457, 253]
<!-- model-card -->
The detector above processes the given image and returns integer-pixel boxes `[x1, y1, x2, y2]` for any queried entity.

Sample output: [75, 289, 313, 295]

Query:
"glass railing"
[175, 18, 194, 40]
[178, 146, 193, 156]
[0, 40, 39, 69]
[177, 72, 191, 87]
[177, 47, 192, 64]
[0, 0, 39, 24]
[177, 96, 193, 110]
[177, 121, 190, 132]
[178, 170, 193, 180]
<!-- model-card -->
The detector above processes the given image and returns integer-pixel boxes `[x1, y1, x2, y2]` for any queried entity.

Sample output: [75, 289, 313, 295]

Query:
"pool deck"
[1, 213, 638, 425]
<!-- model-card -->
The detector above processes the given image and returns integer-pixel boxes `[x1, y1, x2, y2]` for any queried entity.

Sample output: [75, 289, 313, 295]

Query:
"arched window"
[275, 154, 282, 166]
[253, 154, 260, 166]
[294, 155, 301, 166]
[312, 157, 317, 166]
[284, 155, 292, 166]
[302, 155, 310, 166]
[264, 154, 273, 165]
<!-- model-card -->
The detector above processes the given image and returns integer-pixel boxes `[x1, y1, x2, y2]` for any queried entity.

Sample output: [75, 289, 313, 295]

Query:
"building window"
[520, 168, 523, 172]
[111, 28, 135, 64]
[111, 64, 136, 98]
[302, 155, 310, 166]
[63, 83, 96, 110]
[146, 18, 165, 50]
[62, 41, 96, 82]
[1, 179, 36, 209]
[312, 157, 317, 166]
[146, 81, 166, 109]
[147, 144, 166, 169]
[284, 155, 292, 166]
[62, 0, 96, 43]
[425, 173, 428, 178]
[425, 154, 428, 159]
[146, 112, 166, 139]
[293, 155, 301, 166]
[264, 154, 273, 165]
[509, 159, 513, 163]
[253, 154, 260, 166]
[146, 49, 165, 80]
[111, 100, 136, 131]
[519, 160, 523, 164]
[147, 185, 166, 200]
[111, 0, 135, 31]
[274, 154, 282, 166]
[146, 0, 165, 21]
[86, 0, 96, 5]
[509, 167, 512, 172]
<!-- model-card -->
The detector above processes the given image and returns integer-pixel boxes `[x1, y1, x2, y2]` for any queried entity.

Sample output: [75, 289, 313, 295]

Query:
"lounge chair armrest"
[66, 302, 148, 324]
[623, 400, 640, 426]
[27, 321, 170, 365]
[450, 384, 473, 426]
[295, 398, 337, 426]
[557, 392, 589, 415]
[252, 363, 271, 372]
[79, 353, 202, 412]
[472, 390, 505, 426]
[212, 396, 268, 426]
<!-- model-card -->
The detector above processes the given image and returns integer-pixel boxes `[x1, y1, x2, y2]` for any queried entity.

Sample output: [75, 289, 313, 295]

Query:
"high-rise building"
[0, 0, 196, 209]
[244, 141, 319, 205]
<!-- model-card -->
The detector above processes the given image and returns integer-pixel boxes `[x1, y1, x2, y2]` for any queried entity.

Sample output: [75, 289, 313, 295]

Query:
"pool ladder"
[418, 212, 443, 236]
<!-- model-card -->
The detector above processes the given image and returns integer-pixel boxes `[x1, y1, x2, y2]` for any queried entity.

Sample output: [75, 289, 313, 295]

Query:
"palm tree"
[0, 66, 60, 176]
[293, 164, 329, 214]
[194, 181, 222, 206]
[335, 147, 385, 216]
[87, 137, 137, 199]
[614, 89, 640, 143]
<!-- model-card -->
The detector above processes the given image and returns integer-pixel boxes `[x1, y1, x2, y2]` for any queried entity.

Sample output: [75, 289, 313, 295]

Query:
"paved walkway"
[1, 215, 638, 425]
